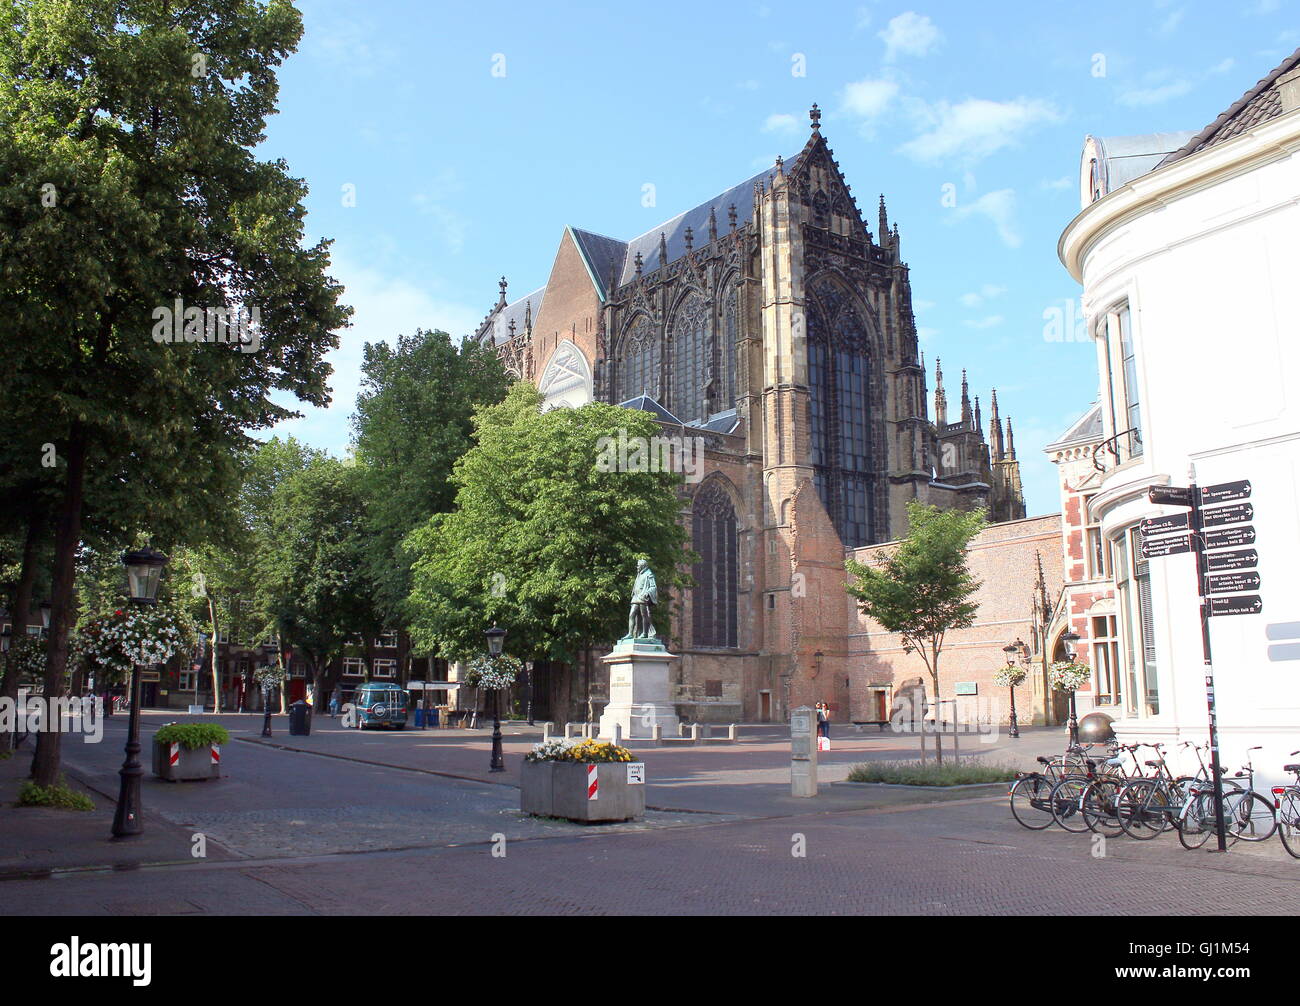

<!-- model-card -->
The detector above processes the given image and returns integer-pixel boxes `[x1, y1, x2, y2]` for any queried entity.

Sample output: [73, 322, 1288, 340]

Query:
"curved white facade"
[1059, 108, 1300, 783]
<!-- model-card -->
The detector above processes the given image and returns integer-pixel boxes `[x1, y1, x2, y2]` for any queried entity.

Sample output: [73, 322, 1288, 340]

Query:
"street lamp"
[1061, 629, 1082, 747]
[1001, 640, 1023, 739]
[485, 625, 506, 773]
[260, 665, 274, 738]
[112, 547, 168, 839]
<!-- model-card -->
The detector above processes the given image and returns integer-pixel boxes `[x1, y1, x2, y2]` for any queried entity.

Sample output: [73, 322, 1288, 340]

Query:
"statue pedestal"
[599, 638, 678, 740]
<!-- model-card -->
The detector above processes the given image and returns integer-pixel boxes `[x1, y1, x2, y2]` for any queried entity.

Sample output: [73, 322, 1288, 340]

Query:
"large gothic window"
[619, 315, 660, 400]
[807, 280, 875, 547]
[692, 482, 738, 648]
[670, 294, 709, 423]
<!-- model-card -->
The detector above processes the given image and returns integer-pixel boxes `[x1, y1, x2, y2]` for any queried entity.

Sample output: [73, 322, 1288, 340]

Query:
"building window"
[619, 315, 660, 401]
[1110, 526, 1160, 718]
[372, 658, 397, 679]
[670, 294, 710, 424]
[342, 657, 366, 678]
[692, 482, 739, 648]
[179, 671, 196, 691]
[1091, 614, 1120, 705]
[1084, 494, 1108, 579]
[720, 282, 739, 411]
[1133, 529, 1159, 715]
[374, 631, 398, 649]
[807, 277, 875, 547]
[705, 679, 723, 698]
[1101, 304, 1142, 463]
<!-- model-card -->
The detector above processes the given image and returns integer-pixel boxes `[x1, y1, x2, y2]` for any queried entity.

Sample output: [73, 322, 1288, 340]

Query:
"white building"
[1058, 50, 1300, 784]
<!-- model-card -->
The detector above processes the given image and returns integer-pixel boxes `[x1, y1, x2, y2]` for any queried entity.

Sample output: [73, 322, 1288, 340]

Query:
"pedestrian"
[328, 690, 340, 718]
[816, 701, 830, 739]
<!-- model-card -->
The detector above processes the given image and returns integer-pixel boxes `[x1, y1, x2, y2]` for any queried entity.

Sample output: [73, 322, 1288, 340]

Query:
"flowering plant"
[70, 604, 195, 683]
[253, 664, 285, 689]
[993, 664, 1027, 688]
[525, 737, 634, 764]
[4, 634, 47, 678]
[1049, 660, 1091, 692]
[463, 653, 522, 690]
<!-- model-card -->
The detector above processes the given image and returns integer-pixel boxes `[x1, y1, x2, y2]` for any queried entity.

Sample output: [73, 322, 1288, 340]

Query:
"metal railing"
[1092, 427, 1143, 473]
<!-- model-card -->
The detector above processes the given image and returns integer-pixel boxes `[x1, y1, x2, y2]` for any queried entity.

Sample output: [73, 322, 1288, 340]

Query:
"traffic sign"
[1203, 502, 1254, 527]
[1141, 535, 1191, 558]
[1206, 548, 1258, 571]
[1142, 512, 1189, 535]
[1203, 525, 1256, 549]
[1205, 571, 1262, 595]
[1148, 486, 1195, 506]
[1201, 479, 1251, 504]
[1208, 595, 1263, 617]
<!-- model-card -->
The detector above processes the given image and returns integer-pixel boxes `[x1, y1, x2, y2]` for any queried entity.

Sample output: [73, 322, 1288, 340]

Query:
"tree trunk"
[930, 640, 943, 764]
[207, 596, 222, 713]
[31, 426, 87, 787]
[0, 511, 44, 754]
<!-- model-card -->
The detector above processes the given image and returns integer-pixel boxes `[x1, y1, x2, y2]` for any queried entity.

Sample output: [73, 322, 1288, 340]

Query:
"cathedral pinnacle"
[879, 194, 888, 237]
[708, 206, 718, 242]
[728, 203, 738, 231]
[497, 276, 508, 308]
[684, 225, 694, 251]
[634, 251, 643, 278]
[810, 102, 821, 132]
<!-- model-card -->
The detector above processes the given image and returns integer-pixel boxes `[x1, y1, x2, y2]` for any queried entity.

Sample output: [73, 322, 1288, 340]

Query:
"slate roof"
[1045, 403, 1103, 451]
[483, 286, 545, 346]
[616, 395, 684, 425]
[695, 409, 740, 435]
[1159, 47, 1300, 167]
[569, 227, 628, 302]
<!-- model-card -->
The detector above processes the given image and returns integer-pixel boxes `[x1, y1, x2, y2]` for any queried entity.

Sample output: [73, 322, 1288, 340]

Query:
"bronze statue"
[627, 558, 658, 640]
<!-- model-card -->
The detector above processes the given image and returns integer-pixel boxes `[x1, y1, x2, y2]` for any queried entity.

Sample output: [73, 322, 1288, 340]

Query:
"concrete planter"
[521, 760, 645, 822]
[152, 739, 221, 782]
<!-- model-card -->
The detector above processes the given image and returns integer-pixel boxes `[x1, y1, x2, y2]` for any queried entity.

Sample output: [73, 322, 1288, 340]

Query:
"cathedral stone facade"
[475, 107, 1025, 723]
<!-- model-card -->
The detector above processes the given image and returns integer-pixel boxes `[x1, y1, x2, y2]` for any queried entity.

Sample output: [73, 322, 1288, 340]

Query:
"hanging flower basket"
[4, 634, 47, 680]
[462, 654, 522, 691]
[1049, 660, 1091, 692]
[993, 665, 1027, 688]
[70, 605, 194, 684]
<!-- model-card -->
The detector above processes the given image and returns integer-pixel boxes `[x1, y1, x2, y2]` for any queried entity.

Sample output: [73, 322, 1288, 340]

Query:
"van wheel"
[394, 723, 405, 731]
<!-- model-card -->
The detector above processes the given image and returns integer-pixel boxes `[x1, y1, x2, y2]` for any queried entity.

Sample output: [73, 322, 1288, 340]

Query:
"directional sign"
[1203, 525, 1257, 549]
[1149, 485, 1195, 507]
[1208, 594, 1263, 617]
[1201, 479, 1252, 504]
[1141, 534, 1191, 558]
[1203, 502, 1254, 527]
[1142, 512, 1189, 535]
[1206, 548, 1258, 571]
[1205, 571, 1262, 595]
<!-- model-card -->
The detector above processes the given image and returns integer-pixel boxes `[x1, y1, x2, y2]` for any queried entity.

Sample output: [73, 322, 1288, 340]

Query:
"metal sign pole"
[1189, 482, 1229, 852]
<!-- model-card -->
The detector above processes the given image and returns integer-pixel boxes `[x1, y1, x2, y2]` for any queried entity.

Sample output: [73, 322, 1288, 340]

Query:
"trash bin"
[289, 699, 312, 736]
[428, 708, 439, 729]
[414, 708, 426, 728]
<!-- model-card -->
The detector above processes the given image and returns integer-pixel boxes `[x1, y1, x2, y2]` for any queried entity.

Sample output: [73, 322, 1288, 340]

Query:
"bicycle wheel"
[1277, 791, 1300, 859]
[1082, 778, 1125, 837]
[1118, 779, 1171, 840]
[1177, 791, 1214, 850]
[1051, 776, 1091, 833]
[1010, 774, 1057, 830]
[1231, 790, 1277, 842]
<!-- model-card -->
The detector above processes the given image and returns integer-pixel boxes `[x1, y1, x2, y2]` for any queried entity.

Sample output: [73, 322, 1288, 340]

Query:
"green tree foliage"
[845, 501, 986, 762]
[406, 384, 693, 663]
[351, 330, 510, 630]
[0, 1, 350, 784]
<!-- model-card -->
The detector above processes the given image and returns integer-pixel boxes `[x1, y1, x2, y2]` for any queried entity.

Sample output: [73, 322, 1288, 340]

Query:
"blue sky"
[263, 0, 1298, 515]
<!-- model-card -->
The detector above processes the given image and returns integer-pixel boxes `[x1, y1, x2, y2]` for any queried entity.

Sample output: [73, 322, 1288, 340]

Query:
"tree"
[0, 1, 350, 786]
[351, 330, 509, 642]
[406, 384, 693, 678]
[844, 501, 986, 762]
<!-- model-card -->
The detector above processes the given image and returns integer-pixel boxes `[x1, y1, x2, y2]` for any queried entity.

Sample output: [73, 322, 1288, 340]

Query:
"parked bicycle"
[1050, 741, 1125, 833]
[1010, 744, 1108, 831]
[1273, 753, 1300, 859]
[1078, 742, 1146, 837]
[1176, 746, 1276, 849]
[1115, 742, 1205, 840]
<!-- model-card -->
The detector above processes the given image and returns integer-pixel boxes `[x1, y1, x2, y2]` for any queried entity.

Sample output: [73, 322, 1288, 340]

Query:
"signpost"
[1142, 476, 1263, 853]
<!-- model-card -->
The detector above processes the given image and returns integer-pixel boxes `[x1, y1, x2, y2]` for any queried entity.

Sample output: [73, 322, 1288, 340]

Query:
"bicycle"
[1116, 743, 1205, 840]
[1078, 742, 1145, 837]
[1177, 747, 1276, 849]
[1050, 741, 1125, 833]
[1010, 745, 1105, 831]
[1273, 753, 1300, 859]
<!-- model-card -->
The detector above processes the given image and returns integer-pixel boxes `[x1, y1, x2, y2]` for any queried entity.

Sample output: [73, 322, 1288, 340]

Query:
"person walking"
[328, 690, 340, 718]
[816, 701, 830, 740]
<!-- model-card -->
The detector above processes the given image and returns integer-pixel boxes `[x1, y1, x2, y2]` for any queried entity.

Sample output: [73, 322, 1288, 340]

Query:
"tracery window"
[619, 314, 660, 401]
[692, 482, 738, 648]
[670, 293, 709, 423]
[720, 281, 739, 411]
[807, 278, 874, 547]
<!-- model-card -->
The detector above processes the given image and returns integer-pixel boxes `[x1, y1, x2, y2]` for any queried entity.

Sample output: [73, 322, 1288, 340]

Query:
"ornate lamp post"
[1000, 640, 1023, 739]
[112, 547, 168, 839]
[1061, 629, 1082, 747]
[486, 625, 506, 773]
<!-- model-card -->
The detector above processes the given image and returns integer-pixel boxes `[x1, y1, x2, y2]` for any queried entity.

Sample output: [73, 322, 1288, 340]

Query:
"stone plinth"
[599, 637, 679, 740]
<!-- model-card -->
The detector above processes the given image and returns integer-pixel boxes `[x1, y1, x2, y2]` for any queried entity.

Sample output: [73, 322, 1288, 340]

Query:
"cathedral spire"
[879, 194, 888, 239]
[658, 232, 668, 267]
[934, 357, 948, 426]
[708, 206, 717, 242]
[496, 276, 508, 309]
[523, 300, 532, 337]
[960, 368, 972, 424]
[974, 395, 982, 435]
[810, 102, 821, 133]
[989, 388, 1004, 461]
[634, 250, 643, 278]
[1005, 416, 1016, 459]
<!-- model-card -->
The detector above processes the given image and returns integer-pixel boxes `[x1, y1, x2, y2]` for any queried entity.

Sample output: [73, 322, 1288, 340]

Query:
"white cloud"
[959, 284, 1007, 308]
[879, 12, 942, 61]
[1117, 78, 1193, 106]
[268, 254, 482, 454]
[963, 314, 1004, 329]
[899, 97, 1061, 164]
[841, 77, 900, 120]
[1156, 7, 1185, 34]
[916, 325, 940, 343]
[1253, 0, 1280, 13]
[951, 188, 1020, 247]
[762, 112, 801, 134]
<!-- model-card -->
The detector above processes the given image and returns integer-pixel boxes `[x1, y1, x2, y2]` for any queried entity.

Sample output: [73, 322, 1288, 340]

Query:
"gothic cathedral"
[475, 106, 1025, 723]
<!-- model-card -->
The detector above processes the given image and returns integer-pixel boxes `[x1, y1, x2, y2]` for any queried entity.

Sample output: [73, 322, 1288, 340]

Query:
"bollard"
[611, 722, 623, 746]
[689, 723, 701, 743]
[790, 705, 818, 797]
[564, 722, 577, 739]
[541, 721, 554, 743]
[651, 723, 663, 746]
[727, 723, 738, 741]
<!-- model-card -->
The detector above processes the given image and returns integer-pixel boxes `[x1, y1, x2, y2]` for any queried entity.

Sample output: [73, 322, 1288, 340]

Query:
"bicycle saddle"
[1144, 760, 1162, 768]
[1285, 764, 1300, 774]
[1037, 756, 1052, 765]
